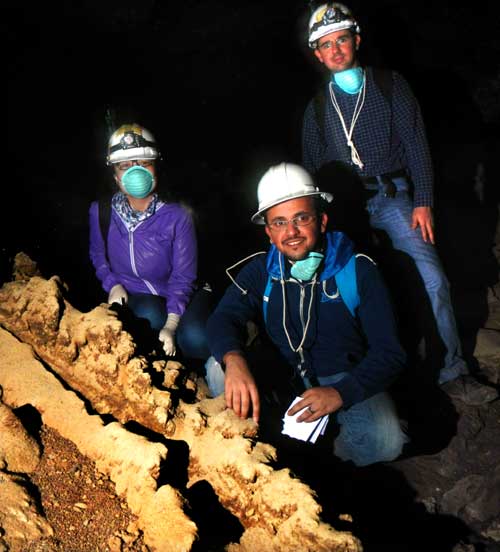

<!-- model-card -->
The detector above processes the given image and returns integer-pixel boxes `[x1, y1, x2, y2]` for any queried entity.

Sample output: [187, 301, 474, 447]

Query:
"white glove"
[159, 313, 180, 356]
[108, 284, 128, 305]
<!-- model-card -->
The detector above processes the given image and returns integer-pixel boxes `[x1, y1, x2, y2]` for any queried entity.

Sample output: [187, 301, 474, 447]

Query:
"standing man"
[302, 3, 497, 405]
[206, 162, 408, 467]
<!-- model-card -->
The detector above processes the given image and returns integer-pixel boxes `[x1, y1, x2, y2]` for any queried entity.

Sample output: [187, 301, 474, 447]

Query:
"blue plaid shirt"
[302, 68, 434, 207]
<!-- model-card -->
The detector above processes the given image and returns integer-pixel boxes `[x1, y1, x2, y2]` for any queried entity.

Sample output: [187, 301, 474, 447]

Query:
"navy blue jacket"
[207, 232, 405, 409]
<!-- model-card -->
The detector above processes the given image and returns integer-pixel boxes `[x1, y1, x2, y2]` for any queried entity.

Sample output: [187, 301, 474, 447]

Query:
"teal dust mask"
[121, 166, 154, 199]
[290, 251, 324, 281]
[332, 67, 364, 94]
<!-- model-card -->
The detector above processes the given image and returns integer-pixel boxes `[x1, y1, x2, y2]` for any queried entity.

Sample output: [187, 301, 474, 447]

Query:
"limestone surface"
[0, 257, 362, 552]
[0, 275, 178, 434]
[0, 329, 197, 552]
[0, 471, 54, 552]
[0, 401, 40, 473]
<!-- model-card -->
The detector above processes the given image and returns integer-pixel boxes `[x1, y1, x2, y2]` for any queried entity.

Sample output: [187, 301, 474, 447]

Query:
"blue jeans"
[205, 356, 226, 397]
[318, 373, 408, 467]
[204, 359, 407, 467]
[367, 191, 468, 384]
[127, 288, 211, 360]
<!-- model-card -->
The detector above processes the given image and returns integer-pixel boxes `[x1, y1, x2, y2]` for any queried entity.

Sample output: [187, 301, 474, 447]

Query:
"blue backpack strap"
[98, 194, 113, 264]
[262, 274, 274, 324]
[264, 253, 365, 320]
[334, 254, 359, 317]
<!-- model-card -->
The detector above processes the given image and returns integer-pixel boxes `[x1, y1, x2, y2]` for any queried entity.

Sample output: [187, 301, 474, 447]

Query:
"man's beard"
[286, 250, 311, 262]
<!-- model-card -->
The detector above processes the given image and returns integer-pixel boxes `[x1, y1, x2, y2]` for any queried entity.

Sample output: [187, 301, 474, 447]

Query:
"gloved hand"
[159, 313, 180, 356]
[108, 284, 128, 305]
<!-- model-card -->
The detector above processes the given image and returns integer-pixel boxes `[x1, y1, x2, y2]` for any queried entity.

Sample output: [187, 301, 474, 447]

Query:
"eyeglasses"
[318, 34, 353, 51]
[267, 213, 317, 231]
[114, 159, 154, 171]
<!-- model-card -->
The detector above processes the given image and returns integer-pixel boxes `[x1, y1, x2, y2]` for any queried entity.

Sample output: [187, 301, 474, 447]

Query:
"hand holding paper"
[282, 396, 329, 444]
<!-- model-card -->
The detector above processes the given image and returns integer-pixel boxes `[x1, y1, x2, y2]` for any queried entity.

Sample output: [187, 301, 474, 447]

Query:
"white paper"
[281, 396, 329, 444]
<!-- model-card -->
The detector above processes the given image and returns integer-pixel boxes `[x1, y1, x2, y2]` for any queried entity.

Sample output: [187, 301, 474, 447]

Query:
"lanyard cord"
[226, 250, 316, 359]
[278, 253, 316, 354]
[328, 74, 366, 169]
[225, 251, 267, 295]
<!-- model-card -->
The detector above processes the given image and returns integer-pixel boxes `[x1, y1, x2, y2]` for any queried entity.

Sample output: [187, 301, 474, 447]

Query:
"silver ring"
[308, 406, 315, 414]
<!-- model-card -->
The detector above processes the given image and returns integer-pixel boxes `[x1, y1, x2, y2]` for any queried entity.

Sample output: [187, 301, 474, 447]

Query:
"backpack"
[97, 196, 113, 261]
[313, 67, 393, 146]
[98, 196, 113, 241]
[263, 253, 359, 323]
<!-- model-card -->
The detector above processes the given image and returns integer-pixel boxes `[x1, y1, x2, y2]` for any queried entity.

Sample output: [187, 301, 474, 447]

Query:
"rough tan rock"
[176, 403, 360, 551]
[475, 328, 500, 361]
[0, 329, 197, 552]
[0, 259, 362, 551]
[474, 328, 500, 384]
[166, 393, 361, 550]
[0, 275, 178, 435]
[12, 251, 42, 281]
[0, 471, 54, 552]
[0, 400, 40, 473]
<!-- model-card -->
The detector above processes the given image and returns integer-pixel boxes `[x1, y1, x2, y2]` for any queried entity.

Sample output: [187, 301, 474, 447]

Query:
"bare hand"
[223, 352, 260, 423]
[411, 206, 434, 244]
[287, 386, 343, 423]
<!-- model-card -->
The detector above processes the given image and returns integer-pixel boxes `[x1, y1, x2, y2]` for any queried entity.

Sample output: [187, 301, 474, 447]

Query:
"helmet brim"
[107, 147, 159, 165]
[309, 21, 360, 48]
[251, 190, 333, 225]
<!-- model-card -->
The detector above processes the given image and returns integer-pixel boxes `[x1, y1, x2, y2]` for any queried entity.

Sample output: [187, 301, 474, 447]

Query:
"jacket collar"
[266, 231, 354, 281]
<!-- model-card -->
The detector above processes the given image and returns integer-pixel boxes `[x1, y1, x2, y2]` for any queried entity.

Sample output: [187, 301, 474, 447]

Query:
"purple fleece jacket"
[89, 199, 197, 316]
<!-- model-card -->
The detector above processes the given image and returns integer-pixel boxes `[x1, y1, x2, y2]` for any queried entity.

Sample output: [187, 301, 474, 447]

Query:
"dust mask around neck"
[290, 251, 324, 281]
[332, 67, 364, 95]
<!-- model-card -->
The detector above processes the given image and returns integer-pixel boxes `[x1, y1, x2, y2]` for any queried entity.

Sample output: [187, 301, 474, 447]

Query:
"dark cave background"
[5, 3, 500, 551]
[5, 0, 500, 311]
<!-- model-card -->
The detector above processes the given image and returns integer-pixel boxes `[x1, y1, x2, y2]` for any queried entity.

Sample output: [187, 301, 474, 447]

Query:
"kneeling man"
[206, 163, 408, 466]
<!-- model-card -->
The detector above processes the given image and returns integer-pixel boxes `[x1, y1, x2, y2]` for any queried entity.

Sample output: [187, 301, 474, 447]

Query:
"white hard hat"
[308, 3, 360, 49]
[251, 163, 333, 225]
[107, 123, 159, 165]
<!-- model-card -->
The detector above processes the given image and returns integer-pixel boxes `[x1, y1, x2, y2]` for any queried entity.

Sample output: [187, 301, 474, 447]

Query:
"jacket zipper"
[128, 228, 158, 295]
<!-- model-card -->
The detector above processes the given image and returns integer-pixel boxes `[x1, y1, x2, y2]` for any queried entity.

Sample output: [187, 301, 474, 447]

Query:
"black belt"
[361, 169, 408, 198]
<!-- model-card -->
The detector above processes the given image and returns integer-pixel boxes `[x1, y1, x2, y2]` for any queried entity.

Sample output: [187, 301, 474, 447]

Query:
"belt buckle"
[381, 176, 396, 198]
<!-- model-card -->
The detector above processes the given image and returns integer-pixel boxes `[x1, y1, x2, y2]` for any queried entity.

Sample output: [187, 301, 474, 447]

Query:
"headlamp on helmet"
[107, 123, 160, 165]
[308, 3, 360, 49]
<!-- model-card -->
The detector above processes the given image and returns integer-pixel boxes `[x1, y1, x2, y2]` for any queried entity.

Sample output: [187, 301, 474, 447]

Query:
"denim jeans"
[127, 288, 212, 360]
[204, 359, 407, 467]
[367, 191, 468, 384]
[205, 356, 226, 397]
[318, 372, 408, 467]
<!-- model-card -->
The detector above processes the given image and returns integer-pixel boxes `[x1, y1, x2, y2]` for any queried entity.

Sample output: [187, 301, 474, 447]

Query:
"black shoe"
[441, 375, 498, 406]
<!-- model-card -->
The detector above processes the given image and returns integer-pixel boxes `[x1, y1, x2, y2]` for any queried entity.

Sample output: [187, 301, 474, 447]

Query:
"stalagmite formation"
[0, 253, 362, 552]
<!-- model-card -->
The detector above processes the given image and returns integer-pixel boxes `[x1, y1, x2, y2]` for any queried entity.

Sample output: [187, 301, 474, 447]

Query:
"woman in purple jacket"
[89, 123, 210, 360]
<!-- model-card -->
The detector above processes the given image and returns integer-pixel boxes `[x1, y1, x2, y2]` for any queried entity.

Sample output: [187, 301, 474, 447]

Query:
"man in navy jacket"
[206, 163, 408, 466]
